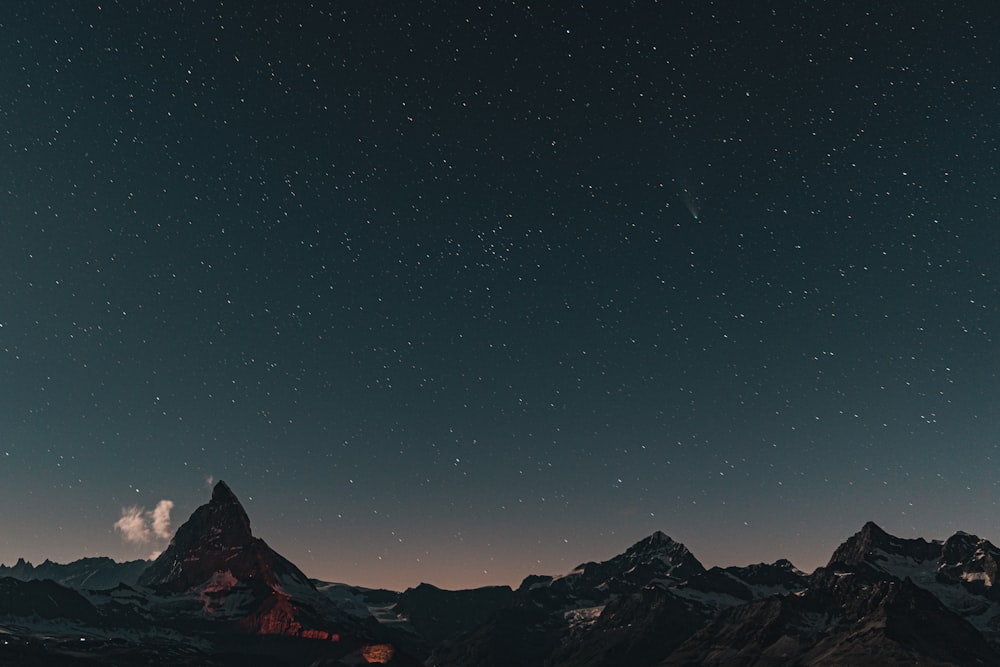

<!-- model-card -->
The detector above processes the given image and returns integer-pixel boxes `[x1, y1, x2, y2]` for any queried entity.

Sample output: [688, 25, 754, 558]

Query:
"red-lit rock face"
[361, 644, 396, 663]
[238, 593, 301, 635]
[139, 481, 314, 595]
[136, 481, 347, 640]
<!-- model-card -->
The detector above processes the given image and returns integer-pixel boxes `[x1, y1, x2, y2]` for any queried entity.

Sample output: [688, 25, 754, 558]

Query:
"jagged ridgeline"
[2, 484, 1000, 666]
[1, 481, 417, 666]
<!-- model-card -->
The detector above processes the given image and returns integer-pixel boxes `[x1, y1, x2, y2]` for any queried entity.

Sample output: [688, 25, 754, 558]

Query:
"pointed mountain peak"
[625, 530, 692, 560]
[619, 530, 705, 580]
[942, 531, 980, 553]
[829, 522, 939, 568]
[202, 481, 253, 543]
[629, 530, 677, 551]
[940, 531, 1000, 588]
[212, 479, 239, 503]
[859, 521, 889, 539]
[646, 530, 672, 544]
[138, 481, 263, 591]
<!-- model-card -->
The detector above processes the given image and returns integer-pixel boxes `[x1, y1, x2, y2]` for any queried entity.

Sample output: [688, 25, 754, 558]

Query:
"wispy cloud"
[151, 500, 174, 539]
[114, 500, 174, 547]
[114, 506, 151, 544]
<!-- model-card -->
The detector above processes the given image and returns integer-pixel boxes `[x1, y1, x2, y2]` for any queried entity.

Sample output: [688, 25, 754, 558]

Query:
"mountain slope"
[135, 480, 393, 649]
[8, 497, 1000, 666]
[2, 481, 421, 666]
[138, 481, 313, 597]
[661, 569, 999, 666]
[429, 531, 708, 667]
[428, 524, 1000, 667]
[0, 557, 148, 590]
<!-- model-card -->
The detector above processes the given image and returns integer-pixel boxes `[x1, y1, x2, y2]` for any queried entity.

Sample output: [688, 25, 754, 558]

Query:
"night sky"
[2, 2, 998, 591]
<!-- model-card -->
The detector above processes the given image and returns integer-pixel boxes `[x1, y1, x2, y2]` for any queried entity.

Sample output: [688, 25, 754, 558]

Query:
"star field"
[1, 2, 998, 590]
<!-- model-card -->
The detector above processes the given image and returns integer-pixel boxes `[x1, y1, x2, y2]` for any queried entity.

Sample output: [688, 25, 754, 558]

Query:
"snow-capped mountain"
[828, 520, 942, 568]
[518, 530, 705, 604]
[823, 521, 1000, 650]
[5, 490, 1000, 666]
[429, 523, 1000, 667]
[430, 531, 717, 667]
[662, 571, 999, 666]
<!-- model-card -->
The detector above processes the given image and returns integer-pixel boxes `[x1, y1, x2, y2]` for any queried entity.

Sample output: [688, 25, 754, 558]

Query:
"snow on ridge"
[564, 605, 604, 630]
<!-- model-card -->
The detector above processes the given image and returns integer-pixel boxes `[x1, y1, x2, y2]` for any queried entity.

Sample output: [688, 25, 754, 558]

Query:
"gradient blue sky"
[2, 1, 998, 591]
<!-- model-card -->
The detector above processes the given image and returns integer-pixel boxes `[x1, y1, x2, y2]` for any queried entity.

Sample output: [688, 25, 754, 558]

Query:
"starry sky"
[1, 1, 998, 591]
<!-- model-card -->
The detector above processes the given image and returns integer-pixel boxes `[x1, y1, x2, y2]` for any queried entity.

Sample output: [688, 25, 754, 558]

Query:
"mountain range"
[2, 482, 999, 665]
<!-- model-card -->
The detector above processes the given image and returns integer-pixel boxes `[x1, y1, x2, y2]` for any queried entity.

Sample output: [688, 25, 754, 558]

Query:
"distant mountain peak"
[604, 531, 704, 583]
[138, 481, 308, 595]
[624, 531, 698, 567]
[829, 521, 941, 569]
[212, 479, 238, 503]
[642, 530, 674, 547]
[939, 531, 1000, 591]
[860, 520, 888, 535]
[769, 559, 807, 576]
[197, 479, 253, 544]
[628, 530, 677, 552]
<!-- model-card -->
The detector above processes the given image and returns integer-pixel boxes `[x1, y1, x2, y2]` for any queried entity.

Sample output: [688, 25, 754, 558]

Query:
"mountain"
[0, 556, 148, 590]
[0, 577, 102, 624]
[139, 481, 313, 597]
[518, 530, 705, 606]
[938, 531, 1000, 600]
[429, 531, 711, 667]
[1, 481, 420, 666]
[6, 488, 1000, 666]
[661, 570, 999, 666]
[824, 522, 1000, 651]
[392, 583, 516, 648]
[429, 523, 1000, 666]
[543, 559, 810, 667]
[675, 559, 808, 610]
[828, 520, 942, 569]
[134, 479, 424, 664]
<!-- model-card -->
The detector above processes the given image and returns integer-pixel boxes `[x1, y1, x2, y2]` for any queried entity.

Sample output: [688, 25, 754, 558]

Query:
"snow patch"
[564, 605, 604, 629]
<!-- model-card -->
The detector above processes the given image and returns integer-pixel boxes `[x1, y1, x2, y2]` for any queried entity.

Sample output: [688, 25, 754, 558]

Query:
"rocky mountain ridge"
[0, 555, 148, 590]
[3, 487, 1000, 665]
[1, 481, 418, 666]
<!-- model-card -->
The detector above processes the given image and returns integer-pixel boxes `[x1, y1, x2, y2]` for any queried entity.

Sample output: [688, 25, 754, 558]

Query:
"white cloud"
[151, 500, 174, 539]
[114, 506, 152, 544]
[114, 500, 174, 545]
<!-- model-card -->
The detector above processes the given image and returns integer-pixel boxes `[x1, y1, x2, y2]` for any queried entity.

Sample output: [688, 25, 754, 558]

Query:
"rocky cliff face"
[138, 481, 313, 596]
[828, 520, 942, 569]
[8, 495, 1000, 667]
[429, 523, 1000, 667]
[134, 481, 376, 645]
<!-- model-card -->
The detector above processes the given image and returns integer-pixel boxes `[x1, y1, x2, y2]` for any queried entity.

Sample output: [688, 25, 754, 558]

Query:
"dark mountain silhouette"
[430, 522, 1000, 666]
[139, 481, 313, 596]
[0, 556, 148, 590]
[2, 481, 420, 666]
[5, 492, 1000, 666]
